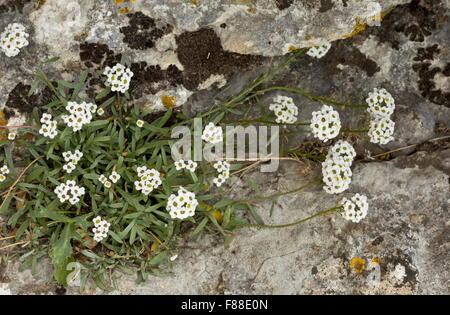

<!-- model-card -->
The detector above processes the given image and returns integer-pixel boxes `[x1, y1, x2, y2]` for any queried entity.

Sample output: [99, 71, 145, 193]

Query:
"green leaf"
[148, 250, 168, 265]
[213, 199, 235, 209]
[50, 223, 76, 286]
[190, 217, 208, 236]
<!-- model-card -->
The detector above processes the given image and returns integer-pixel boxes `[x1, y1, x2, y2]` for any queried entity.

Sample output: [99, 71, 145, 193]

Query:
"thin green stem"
[237, 206, 342, 229]
[341, 129, 369, 133]
[250, 86, 367, 108]
[221, 119, 311, 126]
[175, 49, 306, 126]
[236, 178, 321, 204]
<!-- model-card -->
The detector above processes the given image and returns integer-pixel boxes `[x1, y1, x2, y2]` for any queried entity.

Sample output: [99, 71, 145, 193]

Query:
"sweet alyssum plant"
[0, 44, 396, 291]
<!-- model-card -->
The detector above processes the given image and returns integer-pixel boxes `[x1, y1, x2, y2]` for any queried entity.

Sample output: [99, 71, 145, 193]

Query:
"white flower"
[166, 187, 198, 220]
[104, 181, 112, 188]
[98, 174, 107, 184]
[0, 165, 9, 175]
[201, 122, 223, 144]
[170, 254, 178, 261]
[63, 162, 76, 174]
[322, 156, 352, 194]
[54, 180, 85, 205]
[326, 140, 356, 167]
[40, 113, 52, 124]
[174, 159, 185, 170]
[136, 120, 144, 128]
[103, 63, 134, 94]
[136, 166, 148, 178]
[7, 132, 16, 140]
[92, 216, 102, 226]
[109, 171, 120, 183]
[0, 23, 29, 57]
[0, 174, 6, 182]
[213, 161, 230, 173]
[306, 42, 331, 59]
[340, 193, 369, 223]
[269, 96, 298, 124]
[366, 88, 395, 118]
[368, 117, 395, 145]
[97, 108, 104, 115]
[310, 105, 341, 142]
[185, 160, 198, 172]
[213, 174, 227, 187]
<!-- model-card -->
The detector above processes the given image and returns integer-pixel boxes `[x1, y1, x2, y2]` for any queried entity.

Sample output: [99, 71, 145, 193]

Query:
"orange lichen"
[161, 94, 177, 109]
[0, 110, 8, 141]
[210, 210, 223, 222]
[342, 9, 393, 39]
[114, 0, 125, 4]
[288, 45, 298, 52]
[190, 0, 200, 6]
[118, 7, 132, 14]
[349, 257, 366, 273]
[306, 35, 314, 41]
[370, 257, 381, 267]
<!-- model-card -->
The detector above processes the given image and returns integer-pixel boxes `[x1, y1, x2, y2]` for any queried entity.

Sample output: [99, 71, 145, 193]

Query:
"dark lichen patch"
[275, 0, 294, 10]
[412, 45, 450, 107]
[319, 0, 334, 13]
[365, 0, 446, 50]
[120, 12, 171, 50]
[0, 0, 33, 14]
[79, 42, 120, 69]
[322, 39, 380, 77]
[128, 62, 183, 99]
[176, 28, 265, 90]
[5, 83, 53, 115]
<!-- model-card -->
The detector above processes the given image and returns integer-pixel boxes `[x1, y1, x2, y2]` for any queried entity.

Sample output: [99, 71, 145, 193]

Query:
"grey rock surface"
[0, 0, 449, 295]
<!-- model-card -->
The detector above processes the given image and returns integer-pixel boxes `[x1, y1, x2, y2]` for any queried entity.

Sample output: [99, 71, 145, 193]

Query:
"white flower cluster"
[306, 43, 331, 59]
[326, 140, 356, 166]
[366, 88, 396, 145]
[99, 171, 121, 189]
[269, 96, 298, 124]
[103, 63, 134, 93]
[212, 161, 230, 187]
[167, 187, 199, 220]
[322, 140, 356, 194]
[0, 23, 29, 57]
[322, 156, 352, 195]
[368, 117, 395, 145]
[202, 122, 223, 144]
[366, 88, 395, 118]
[310, 105, 341, 142]
[54, 180, 85, 205]
[134, 166, 162, 195]
[39, 113, 58, 139]
[62, 101, 97, 132]
[92, 216, 110, 242]
[340, 193, 369, 223]
[174, 159, 198, 172]
[0, 165, 9, 183]
[7, 132, 16, 141]
[62, 150, 83, 174]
